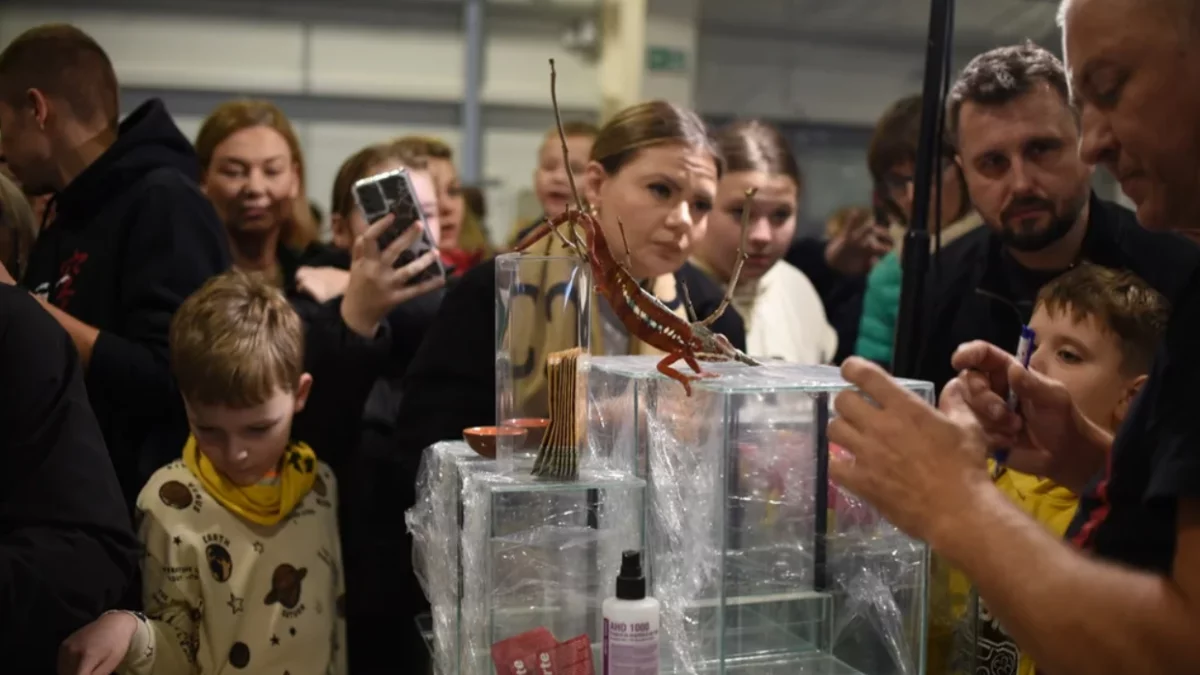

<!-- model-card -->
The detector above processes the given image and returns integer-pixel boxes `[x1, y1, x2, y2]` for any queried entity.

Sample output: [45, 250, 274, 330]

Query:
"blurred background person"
[0, 24, 230, 508]
[509, 120, 599, 245]
[692, 119, 837, 363]
[854, 93, 981, 369]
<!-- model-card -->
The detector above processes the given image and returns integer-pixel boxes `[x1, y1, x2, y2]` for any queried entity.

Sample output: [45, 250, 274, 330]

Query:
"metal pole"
[461, 0, 485, 184]
[892, 0, 955, 378]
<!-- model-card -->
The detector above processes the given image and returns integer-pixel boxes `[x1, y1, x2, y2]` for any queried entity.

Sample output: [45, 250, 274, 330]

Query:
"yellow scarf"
[182, 435, 318, 526]
[508, 228, 689, 416]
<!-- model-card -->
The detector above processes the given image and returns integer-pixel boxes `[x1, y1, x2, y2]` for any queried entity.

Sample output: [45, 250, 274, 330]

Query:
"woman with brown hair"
[692, 120, 838, 364]
[378, 102, 746, 670]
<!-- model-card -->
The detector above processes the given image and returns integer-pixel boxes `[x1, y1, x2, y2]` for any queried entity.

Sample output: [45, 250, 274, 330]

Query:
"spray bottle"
[602, 550, 659, 675]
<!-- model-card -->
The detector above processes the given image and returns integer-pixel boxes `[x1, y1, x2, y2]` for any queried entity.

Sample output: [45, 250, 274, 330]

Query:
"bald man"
[817, 2, 1200, 673]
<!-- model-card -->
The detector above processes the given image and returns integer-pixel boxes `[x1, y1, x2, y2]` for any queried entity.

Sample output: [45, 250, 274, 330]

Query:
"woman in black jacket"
[376, 99, 748, 674]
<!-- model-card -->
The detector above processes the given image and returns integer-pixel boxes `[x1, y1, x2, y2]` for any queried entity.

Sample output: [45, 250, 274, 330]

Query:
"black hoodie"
[0, 283, 140, 673]
[21, 98, 231, 507]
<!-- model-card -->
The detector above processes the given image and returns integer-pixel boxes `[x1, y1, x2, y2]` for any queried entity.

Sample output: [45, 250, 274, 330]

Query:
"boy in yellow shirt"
[954, 262, 1168, 675]
[58, 270, 347, 675]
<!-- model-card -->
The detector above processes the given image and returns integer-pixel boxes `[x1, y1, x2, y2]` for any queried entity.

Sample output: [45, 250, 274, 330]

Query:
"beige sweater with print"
[119, 459, 347, 675]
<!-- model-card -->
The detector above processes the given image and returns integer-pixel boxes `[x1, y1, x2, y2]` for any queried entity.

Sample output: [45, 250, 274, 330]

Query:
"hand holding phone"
[352, 168, 445, 285]
[339, 212, 446, 337]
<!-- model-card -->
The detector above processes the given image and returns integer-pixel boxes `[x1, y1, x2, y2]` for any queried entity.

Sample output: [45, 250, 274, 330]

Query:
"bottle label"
[602, 617, 659, 674]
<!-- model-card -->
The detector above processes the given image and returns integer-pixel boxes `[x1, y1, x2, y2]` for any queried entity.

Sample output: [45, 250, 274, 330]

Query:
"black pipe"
[892, 0, 956, 378]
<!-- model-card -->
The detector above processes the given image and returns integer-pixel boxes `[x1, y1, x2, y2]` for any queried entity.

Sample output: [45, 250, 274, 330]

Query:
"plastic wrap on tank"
[587, 356, 930, 675]
[405, 441, 479, 675]
[408, 441, 644, 674]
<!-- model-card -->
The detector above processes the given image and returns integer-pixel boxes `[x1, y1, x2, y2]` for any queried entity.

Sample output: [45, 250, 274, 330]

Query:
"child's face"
[533, 134, 593, 218]
[1027, 305, 1146, 432]
[184, 377, 312, 486]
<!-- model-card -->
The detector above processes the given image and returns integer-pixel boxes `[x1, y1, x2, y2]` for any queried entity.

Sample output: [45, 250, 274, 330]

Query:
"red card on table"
[491, 627, 557, 674]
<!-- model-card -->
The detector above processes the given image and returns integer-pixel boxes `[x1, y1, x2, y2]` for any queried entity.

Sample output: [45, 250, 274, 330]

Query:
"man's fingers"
[832, 387, 880, 431]
[840, 356, 915, 410]
[951, 341, 1016, 394]
[827, 416, 869, 463]
[951, 340, 1015, 373]
[1008, 362, 1070, 409]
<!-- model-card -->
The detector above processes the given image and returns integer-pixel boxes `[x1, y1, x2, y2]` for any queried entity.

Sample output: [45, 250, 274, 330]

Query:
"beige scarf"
[507, 225, 689, 416]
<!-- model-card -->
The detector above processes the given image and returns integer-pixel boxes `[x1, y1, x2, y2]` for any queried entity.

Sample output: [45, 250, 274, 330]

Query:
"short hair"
[391, 136, 454, 161]
[867, 94, 954, 184]
[170, 270, 305, 408]
[947, 41, 1073, 147]
[545, 120, 599, 144]
[330, 142, 429, 218]
[1035, 262, 1169, 375]
[0, 24, 120, 127]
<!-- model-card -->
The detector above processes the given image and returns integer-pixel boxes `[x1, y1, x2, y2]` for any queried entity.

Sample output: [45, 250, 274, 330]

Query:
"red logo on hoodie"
[53, 250, 88, 309]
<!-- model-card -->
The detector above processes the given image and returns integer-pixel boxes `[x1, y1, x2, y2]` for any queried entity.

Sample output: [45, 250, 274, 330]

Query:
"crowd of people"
[0, 0, 1198, 672]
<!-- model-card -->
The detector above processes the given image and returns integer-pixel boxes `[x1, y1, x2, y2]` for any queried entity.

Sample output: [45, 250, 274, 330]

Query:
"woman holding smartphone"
[192, 98, 444, 493]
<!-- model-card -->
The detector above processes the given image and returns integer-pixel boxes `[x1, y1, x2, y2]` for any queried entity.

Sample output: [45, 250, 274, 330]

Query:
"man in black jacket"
[0, 282, 139, 672]
[911, 42, 1200, 393]
[0, 25, 230, 506]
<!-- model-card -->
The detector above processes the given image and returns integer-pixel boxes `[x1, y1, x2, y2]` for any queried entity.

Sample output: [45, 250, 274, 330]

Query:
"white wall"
[1, 0, 1073, 239]
[0, 1, 601, 241]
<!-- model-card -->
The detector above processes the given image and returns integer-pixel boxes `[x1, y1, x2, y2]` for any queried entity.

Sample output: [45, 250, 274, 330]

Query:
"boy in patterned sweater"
[58, 270, 347, 675]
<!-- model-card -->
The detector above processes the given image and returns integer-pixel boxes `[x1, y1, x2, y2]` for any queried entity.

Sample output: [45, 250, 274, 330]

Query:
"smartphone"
[352, 168, 445, 284]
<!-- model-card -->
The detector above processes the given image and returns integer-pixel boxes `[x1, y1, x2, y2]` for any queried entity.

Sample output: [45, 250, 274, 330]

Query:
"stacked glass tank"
[409, 442, 646, 675]
[586, 356, 930, 675]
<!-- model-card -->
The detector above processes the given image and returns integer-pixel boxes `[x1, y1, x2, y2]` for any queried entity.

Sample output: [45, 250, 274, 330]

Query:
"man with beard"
[0, 25, 229, 507]
[817, 1, 1200, 671]
[910, 41, 1199, 393]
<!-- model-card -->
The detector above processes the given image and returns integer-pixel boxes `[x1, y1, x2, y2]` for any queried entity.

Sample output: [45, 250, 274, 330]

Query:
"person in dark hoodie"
[0, 281, 140, 673]
[910, 42, 1200, 394]
[0, 24, 230, 507]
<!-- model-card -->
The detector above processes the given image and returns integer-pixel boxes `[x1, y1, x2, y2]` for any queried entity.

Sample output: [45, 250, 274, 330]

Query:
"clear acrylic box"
[409, 442, 645, 675]
[494, 252, 592, 469]
[586, 356, 931, 675]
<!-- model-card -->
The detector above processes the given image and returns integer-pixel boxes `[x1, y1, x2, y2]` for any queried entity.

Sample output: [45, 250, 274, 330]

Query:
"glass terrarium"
[494, 252, 592, 469]
[409, 442, 645, 675]
[586, 356, 931, 675]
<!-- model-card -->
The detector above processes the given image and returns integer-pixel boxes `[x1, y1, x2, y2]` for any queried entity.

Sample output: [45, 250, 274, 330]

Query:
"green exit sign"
[647, 46, 687, 73]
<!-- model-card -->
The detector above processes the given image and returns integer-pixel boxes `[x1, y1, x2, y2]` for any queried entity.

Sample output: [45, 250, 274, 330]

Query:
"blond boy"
[965, 262, 1168, 675]
[58, 270, 346, 675]
[509, 121, 599, 246]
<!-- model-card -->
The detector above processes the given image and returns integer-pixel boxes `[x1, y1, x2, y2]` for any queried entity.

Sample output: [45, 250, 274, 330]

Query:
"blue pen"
[995, 325, 1035, 466]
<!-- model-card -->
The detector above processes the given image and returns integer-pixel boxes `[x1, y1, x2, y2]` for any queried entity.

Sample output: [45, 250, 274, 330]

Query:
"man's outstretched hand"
[948, 341, 1111, 492]
[827, 357, 993, 547]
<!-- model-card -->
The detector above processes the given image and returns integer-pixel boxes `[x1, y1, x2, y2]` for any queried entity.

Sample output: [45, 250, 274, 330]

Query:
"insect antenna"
[699, 187, 757, 327]
[549, 58, 588, 254]
[678, 279, 700, 323]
